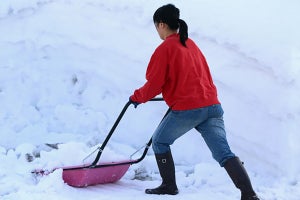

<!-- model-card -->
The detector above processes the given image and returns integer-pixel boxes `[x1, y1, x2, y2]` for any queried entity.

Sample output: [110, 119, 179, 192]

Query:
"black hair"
[153, 4, 188, 47]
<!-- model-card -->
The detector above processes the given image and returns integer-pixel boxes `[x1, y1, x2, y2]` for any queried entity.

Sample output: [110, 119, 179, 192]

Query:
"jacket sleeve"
[131, 46, 168, 103]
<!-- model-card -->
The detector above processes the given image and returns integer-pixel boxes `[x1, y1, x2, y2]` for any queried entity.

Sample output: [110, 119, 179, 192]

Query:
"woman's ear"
[160, 22, 167, 29]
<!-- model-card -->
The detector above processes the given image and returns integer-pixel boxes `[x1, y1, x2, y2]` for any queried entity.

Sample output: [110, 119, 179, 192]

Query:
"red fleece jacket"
[131, 34, 220, 110]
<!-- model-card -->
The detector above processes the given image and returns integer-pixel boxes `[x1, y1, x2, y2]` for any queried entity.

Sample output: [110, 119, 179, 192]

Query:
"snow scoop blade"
[62, 161, 131, 187]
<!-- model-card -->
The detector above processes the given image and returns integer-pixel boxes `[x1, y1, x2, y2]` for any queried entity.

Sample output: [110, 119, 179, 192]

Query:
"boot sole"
[145, 189, 178, 195]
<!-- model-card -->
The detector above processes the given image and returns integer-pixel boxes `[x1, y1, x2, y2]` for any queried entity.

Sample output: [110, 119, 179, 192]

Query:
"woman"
[129, 4, 259, 200]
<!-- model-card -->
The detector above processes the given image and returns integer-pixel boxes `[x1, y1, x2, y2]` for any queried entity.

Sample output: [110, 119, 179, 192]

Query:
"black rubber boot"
[145, 151, 178, 195]
[224, 157, 260, 200]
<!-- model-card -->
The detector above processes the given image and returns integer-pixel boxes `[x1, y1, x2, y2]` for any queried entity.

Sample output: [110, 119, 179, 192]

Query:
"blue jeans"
[152, 104, 235, 167]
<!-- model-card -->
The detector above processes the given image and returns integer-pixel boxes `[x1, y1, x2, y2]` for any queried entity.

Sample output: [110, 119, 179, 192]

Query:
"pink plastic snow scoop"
[62, 161, 132, 187]
[33, 98, 167, 187]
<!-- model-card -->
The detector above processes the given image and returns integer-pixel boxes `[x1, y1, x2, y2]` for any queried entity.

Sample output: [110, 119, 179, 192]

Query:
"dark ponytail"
[153, 4, 189, 47]
[178, 19, 188, 47]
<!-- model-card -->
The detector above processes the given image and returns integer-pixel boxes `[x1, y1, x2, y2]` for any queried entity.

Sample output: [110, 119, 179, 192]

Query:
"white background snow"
[0, 0, 299, 199]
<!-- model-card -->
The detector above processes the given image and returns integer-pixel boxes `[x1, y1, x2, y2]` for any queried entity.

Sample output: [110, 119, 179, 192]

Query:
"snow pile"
[0, 0, 299, 199]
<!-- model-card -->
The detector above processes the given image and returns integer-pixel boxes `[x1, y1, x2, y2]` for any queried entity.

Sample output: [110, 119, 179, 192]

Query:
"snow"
[0, 0, 299, 199]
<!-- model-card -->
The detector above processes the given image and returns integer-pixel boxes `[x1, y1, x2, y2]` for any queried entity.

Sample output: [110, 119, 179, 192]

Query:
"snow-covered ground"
[0, 0, 299, 199]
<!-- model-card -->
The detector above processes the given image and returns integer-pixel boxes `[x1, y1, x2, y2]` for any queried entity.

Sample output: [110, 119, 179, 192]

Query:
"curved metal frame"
[64, 97, 166, 171]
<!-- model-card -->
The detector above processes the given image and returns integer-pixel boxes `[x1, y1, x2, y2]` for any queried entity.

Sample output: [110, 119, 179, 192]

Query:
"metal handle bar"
[90, 97, 164, 167]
